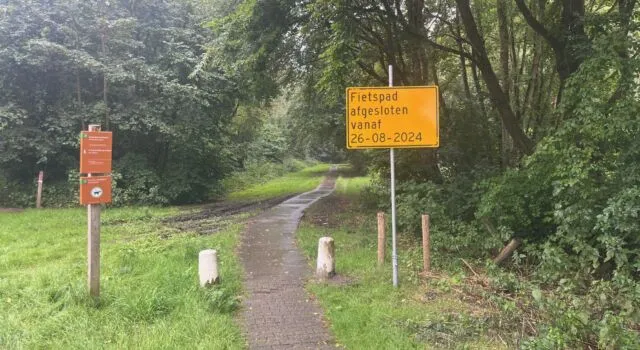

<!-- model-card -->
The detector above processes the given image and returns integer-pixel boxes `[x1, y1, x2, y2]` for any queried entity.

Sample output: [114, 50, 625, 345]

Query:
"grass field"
[0, 207, 246, 349]
[226, 163, 331, 201]
[297, 174, 510, 349]
[0, 163, 332, 349]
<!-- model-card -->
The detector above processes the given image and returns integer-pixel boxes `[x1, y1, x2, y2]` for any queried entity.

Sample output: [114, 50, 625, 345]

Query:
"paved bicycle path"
[239, 169, 337, 349]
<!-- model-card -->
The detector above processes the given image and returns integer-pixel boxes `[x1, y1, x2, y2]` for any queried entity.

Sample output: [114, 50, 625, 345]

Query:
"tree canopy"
[0, 0, 241, 204]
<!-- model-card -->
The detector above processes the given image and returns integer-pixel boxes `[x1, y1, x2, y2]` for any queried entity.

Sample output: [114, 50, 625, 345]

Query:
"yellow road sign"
[346, 86, 439, 149]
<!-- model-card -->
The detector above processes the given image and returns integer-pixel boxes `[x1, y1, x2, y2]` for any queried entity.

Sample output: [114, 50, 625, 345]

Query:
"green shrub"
[0, 170, 78, 208]
[477, 43, 640, 281]
[0, 180, 33, 207]
[522, 275, 640, 349]
[478, 39, 640, 348]
[112, 153, 168, 206]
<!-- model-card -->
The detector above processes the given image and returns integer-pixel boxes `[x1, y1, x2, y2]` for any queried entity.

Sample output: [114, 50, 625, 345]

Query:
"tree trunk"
[76, 73, 81, 106]
[512, 18, 526, 120]
[515, 0, 589, 104]
[497, 0, 513, 167]
[497, 0, 511, 101]
[608, 0, 637, 103]
[101, 20, 109, 130]
[407, 0, 443, 183]
[523, 25, 543, 134]
[407, 0, 425, 84]
[471, 60, 487, 119]
[456, 0, 534, 155]
[456, 12, 473, 106]
[459, 53, 472, 104]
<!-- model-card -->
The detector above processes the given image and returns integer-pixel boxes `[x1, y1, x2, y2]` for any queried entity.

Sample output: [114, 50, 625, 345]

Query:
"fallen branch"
[461, 258, 479, 278]
[493, 238, 522, 265]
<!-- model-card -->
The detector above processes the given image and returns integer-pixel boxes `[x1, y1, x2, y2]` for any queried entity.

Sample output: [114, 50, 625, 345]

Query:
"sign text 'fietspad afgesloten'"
[346, 86, 439, 149]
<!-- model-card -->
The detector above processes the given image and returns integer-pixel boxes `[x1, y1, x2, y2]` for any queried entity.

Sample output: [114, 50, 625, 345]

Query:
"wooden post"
[377, 212, 385, 266]
[87, 124, 101, 297]
[88, 202, 100, 297]
[36, 171, 43, 208]
[422, 214, 430, 273]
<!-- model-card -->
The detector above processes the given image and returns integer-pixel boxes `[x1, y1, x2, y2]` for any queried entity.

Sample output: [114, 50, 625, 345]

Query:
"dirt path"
[239, 169, 337, 349]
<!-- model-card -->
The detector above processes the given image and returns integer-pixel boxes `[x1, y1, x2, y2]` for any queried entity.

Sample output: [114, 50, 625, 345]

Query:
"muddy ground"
[0, 208, 24, 213]
[164, 194, 297, 235]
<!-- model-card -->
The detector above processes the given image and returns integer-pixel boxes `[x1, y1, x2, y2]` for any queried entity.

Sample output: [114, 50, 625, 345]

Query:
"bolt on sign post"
[79, 124, 112, 297]
[346, 66, 439, 287]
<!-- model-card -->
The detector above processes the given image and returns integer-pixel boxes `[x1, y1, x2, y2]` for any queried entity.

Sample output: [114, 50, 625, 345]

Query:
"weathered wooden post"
[36, 171, 43, 209]
[422, 214, 431, 273]
[199, 249, 220, 287]
[79, 124, 113, 298]
[377, 212, 385, 266]
[88, 194, 100, 296]
[87, 124, 101, 297]
[316, 237, 335, 278]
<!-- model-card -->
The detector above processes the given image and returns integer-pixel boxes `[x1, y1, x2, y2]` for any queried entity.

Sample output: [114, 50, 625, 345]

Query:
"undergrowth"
[300, 170, 640, 349]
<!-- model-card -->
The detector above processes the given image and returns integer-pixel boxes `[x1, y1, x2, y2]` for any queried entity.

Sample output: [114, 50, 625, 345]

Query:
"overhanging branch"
[356, 60, 388, 85]
[409, 30, 476, 63]
[514, 0, 562, 50]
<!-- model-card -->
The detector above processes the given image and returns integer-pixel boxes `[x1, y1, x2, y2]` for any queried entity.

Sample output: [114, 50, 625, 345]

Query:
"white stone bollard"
[199, 249, 219, 287]
[316, 237, 335, 279]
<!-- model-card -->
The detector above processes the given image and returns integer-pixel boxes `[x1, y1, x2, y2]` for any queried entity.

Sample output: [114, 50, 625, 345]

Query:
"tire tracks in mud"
[163, 194, 299, 236]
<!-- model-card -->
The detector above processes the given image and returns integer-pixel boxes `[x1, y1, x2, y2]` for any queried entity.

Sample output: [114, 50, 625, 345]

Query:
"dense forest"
[1, 0, 638, 347]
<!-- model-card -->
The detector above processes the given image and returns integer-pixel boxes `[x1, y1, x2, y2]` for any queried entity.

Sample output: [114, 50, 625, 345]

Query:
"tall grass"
[0, 207, 245, 349]
[296, 175, 507, 349]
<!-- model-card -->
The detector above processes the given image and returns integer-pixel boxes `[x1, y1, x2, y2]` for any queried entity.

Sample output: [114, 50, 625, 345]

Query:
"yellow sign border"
[345, 86, 440, 149]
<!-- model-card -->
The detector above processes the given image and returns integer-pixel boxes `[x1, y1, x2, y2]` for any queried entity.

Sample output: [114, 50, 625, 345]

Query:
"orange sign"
[80, 131, 112, 174]
[80, 176, 112, 205]
[346, 86, 439, 149]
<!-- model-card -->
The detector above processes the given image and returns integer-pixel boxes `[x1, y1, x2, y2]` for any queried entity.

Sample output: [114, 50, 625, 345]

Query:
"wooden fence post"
[422, 214, 430, 273]
[377, 212, 385, 265]
[36, 171, 43, 208]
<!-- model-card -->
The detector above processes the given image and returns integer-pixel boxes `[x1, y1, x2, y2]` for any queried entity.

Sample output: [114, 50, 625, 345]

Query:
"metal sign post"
[389, 65, 399, 287]
[345, 67, 439, 288]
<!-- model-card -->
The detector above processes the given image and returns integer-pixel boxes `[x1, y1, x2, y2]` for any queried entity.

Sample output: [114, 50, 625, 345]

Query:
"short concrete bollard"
[199, 249, 219, 287]
[316, 237, 335, 279]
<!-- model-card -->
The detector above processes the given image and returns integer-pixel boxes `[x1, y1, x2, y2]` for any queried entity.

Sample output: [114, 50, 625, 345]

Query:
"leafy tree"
[0, 0, 239, 205]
